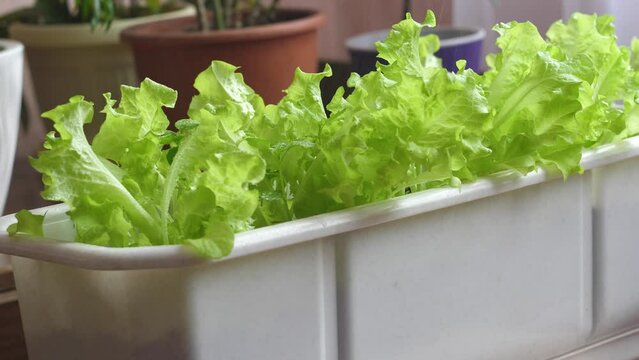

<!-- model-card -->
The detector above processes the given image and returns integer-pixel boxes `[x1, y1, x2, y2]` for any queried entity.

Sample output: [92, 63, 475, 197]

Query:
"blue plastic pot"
[346, 26, 486, 75]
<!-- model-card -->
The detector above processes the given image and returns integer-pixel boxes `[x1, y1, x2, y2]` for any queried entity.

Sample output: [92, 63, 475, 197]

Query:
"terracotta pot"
[121, 9, 325, 121]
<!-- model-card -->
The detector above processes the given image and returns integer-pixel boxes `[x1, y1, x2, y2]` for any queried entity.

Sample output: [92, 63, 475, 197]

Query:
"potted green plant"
[121, 0, 325, 120]
[2, 0, 195, 136]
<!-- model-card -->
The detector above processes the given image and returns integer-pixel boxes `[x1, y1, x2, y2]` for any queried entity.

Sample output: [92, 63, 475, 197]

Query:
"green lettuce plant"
[7, 11, 639, 258]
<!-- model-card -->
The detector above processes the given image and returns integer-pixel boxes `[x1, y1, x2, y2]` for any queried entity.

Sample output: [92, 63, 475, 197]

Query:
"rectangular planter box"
[1, 136, 639, 359]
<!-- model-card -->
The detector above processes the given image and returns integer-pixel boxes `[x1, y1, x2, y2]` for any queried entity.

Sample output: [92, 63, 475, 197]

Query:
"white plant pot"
[0, 39, 23, 267]
[2, 137, 639, 359]
[9, 5, 195, 138]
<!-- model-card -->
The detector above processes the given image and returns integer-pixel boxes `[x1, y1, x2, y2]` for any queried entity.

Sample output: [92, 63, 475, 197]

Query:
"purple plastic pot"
[346, 26, 485, 75]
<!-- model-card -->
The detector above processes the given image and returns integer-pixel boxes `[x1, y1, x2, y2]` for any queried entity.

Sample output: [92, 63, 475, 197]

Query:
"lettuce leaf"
[14, 66, 265, 257]
[482, 22, 584, 176]
[161, 61, 265, 256]
[32, 95, 162, 246]
[549, 13, 639, 145]
[250, 65, 332, 225]
[7, 210, 44, 237]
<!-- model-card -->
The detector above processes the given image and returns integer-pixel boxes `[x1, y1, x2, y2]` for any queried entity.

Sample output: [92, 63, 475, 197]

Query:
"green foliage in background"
[0, 0, 177, 37]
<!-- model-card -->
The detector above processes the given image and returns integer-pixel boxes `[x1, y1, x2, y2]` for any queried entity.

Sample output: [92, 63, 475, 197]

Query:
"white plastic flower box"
[1, 137, 639, 359]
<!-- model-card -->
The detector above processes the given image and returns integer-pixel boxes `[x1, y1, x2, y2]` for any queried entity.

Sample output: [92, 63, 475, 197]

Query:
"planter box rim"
[1, 135, 638, 271]
[121, 9, 326, 46]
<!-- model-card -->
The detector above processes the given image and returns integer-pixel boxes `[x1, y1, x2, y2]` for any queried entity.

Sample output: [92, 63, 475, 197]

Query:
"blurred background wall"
[454, 0, 639, 58]
[0, 0, 32, 14]
[453, 0, 562, 57]
[279, 0, 452, 62]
